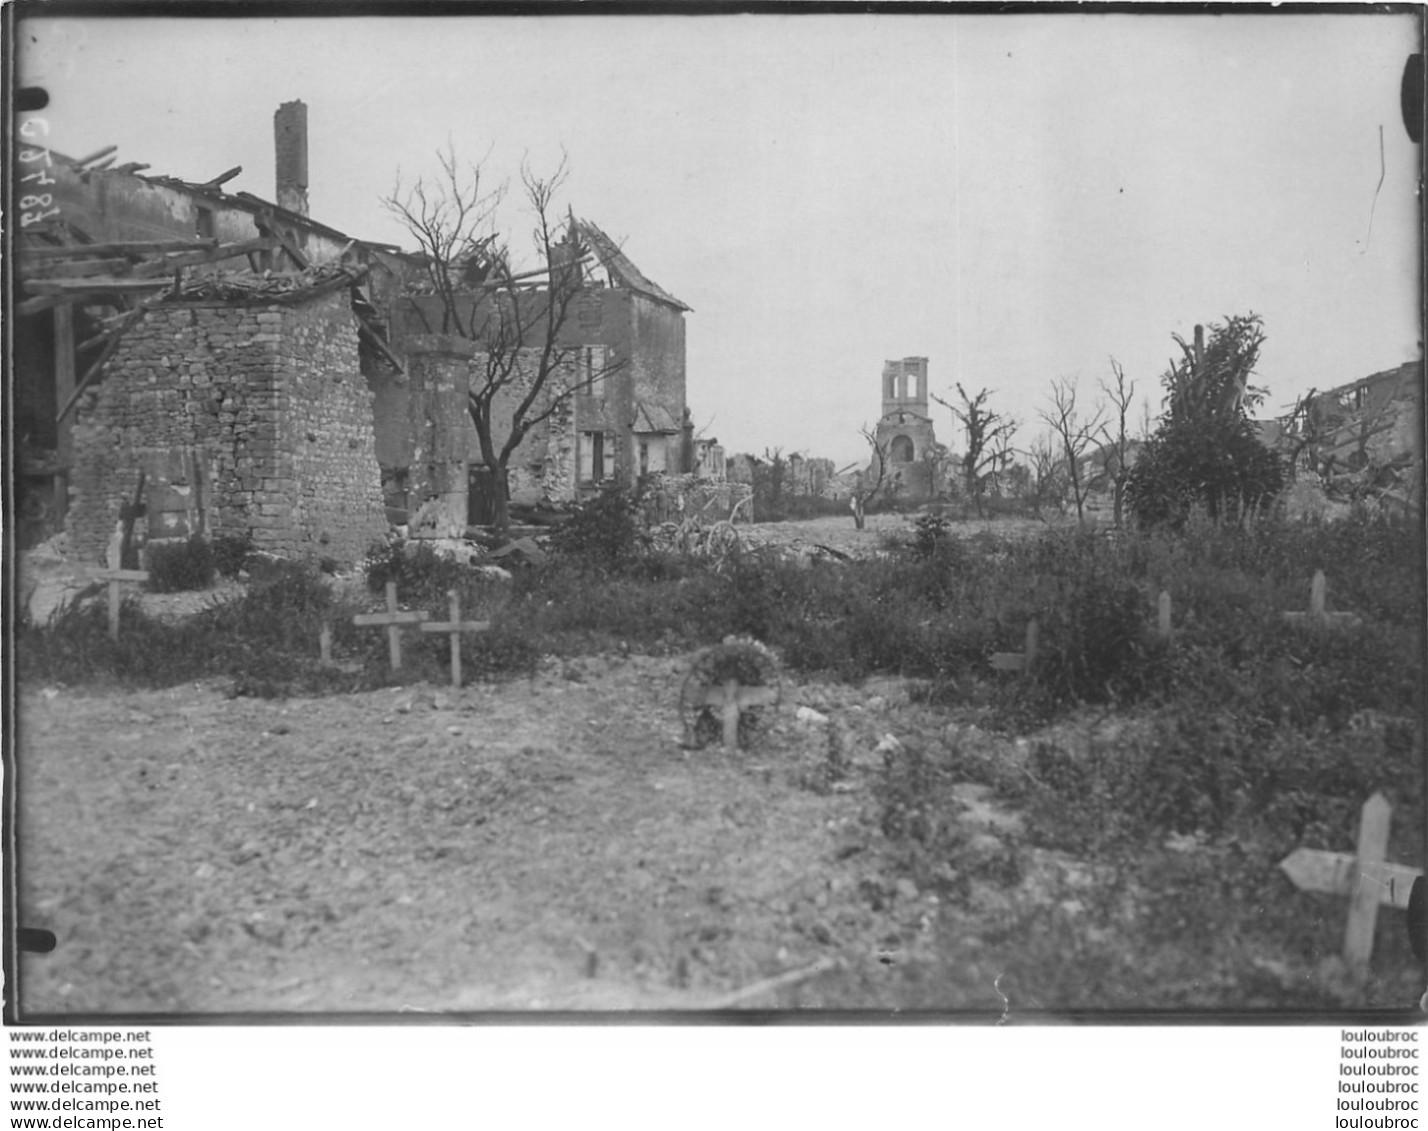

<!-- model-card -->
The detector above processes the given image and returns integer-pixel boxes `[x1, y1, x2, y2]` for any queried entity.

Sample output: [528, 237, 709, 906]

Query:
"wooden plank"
[356, 318, 407, 376]
[353, 611, 430, 627]
[96, 569, 150, 643]
[1345, 792, 1393, 966]
[16, 293, 71, 317]
[56, 331, 125, 424]
[25, 277, 172, 295]
[419, 620, 492, 634]
[418, 591, 490, 688]
[23, 239, 220, 259]
[353, 581, 428, 670]
[20, 257, 132, 279]
[256, 213, 310, 270]
[199, 165, 243, 188]
[96, 569, 150, 582]
[129, 237, 275, 278]
[692, 683, 778, 709]
[71, 145, 117, 169]
[1279, 848, 1422, 910]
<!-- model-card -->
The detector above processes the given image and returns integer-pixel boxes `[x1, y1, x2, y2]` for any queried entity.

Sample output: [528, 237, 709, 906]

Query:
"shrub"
[1125, 315, 1286, 529]
[910, 513, 951, 559]
[546, 486, 647, 569]
[210, 532, 255, 579]
[1125, 420, 1285, 530]
[145, 536, 215, 593]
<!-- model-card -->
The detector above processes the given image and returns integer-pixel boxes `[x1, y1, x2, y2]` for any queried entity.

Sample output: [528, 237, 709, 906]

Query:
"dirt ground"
[15, 651, 1051, 1016]
[17, 512, 1410, 1017]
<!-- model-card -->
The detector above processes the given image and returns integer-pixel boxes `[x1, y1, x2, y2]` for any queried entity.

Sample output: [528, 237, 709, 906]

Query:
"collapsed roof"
[575, 218, 692, 313]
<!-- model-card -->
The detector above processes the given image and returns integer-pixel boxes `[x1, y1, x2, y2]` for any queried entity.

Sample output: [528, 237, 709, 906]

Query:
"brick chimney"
[274, 101, 309, 216]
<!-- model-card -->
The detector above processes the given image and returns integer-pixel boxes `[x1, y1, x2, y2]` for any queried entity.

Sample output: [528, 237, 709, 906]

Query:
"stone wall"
[68, 292, 386, 566]
[279, 295, 389, 561]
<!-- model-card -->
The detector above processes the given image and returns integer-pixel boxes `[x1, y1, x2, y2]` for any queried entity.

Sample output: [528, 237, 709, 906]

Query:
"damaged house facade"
[371, 218, 701, 530]
[13, 102, 707, 563]
[1272, 360, 1423, 512]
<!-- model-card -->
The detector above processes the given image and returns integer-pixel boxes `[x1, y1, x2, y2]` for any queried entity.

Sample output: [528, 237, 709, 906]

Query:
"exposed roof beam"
[130, 237, 275, 277]
[70, 145, 117, 169]
[199, 166, 243, 189]
[22, 239, 220, 259]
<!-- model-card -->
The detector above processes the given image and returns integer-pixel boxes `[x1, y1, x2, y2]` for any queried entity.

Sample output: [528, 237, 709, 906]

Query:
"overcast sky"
[19, 11, 1422, 466]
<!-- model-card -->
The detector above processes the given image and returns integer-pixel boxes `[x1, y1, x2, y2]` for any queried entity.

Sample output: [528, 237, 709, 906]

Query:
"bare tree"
[1040, 377, 1108, 526]
[931, 384, 1018, 517]
[848, 427, 893, 530]
[1099, 359, 1137, 527]
[385, 148, 626, 533]
[1025, 432, 1066, 519]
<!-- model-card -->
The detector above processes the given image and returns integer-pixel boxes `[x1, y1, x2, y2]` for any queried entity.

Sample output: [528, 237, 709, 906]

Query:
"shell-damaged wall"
[372, 287, 688, 503]
[69, 291, 387, 565]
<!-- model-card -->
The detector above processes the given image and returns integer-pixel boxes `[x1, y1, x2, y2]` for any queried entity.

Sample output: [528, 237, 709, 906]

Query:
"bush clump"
[210, 532, 255, 579]
[546, 486, 647, 570]
[145, 536, 215, 593]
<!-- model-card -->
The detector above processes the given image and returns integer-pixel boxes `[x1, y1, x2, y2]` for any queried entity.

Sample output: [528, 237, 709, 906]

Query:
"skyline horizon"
[18, 12, 1422, 469]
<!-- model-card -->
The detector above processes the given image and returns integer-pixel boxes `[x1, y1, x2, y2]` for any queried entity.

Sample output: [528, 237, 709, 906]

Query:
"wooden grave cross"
[1283, 570, 1362, 630]
[94, 569, 150, 642]
[1278, 792, 1423, 968]
[990, 617, 1039, 675]
[419, 589, 491, 688]
[353, 581, 429, 670]
[1157, 590, 1173, 642]
[691, 679, 780, 749]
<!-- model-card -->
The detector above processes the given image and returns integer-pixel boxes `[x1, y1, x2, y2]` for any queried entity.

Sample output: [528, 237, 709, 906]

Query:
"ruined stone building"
[1274, 359, 1423, 510]
[372, 218, 698, 526]
[13, 102, 705, 561]
[872, 357, 943, 502]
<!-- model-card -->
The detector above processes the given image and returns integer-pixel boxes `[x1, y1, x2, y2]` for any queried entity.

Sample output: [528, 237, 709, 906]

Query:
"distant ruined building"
[872, 356, 943, 502]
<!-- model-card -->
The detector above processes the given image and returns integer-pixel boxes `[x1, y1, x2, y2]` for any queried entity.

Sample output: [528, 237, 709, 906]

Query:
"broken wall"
[387, 287, 688, 507]
[68, 291, 386, 565]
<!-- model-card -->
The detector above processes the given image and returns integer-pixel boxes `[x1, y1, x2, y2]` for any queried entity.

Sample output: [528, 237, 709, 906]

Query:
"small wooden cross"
[691, 679, 780, 749]
[990, 617, 1039, 675]
[94, 568, 150, 642]
[1283, 570, 1362, 629]
[1278, 792, 1422, 967]
[353, 581, 429, 670]
[1156, 590, 1173, 641]
[419, 589, 490, 688]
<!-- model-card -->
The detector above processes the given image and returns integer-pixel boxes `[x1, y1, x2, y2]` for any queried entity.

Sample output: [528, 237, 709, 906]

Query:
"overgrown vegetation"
[26, 509, 1419, 723]
[145, 535, 215, 593]
[1126, 314, 1286, 528]
[18, 502, 1421, 1008]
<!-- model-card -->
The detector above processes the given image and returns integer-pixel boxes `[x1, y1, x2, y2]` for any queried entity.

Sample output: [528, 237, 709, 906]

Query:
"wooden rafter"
[18, 257, 131, 280]
[130, 236, 275, 277]
[255, 211, 310, 270]
[22, 239, 219, 260]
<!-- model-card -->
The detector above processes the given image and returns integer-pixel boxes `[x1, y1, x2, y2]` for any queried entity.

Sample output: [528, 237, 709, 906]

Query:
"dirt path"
[17, 652, 1023, 1015]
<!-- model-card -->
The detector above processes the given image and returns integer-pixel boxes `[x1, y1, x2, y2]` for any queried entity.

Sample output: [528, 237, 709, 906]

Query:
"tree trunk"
[851, 493, 866, 530]
[491, 462, 512, 535]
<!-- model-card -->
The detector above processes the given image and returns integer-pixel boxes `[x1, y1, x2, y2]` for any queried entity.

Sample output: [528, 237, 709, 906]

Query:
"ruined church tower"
[873, 357, 940, 500]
